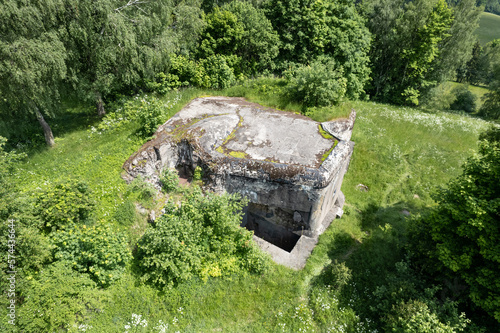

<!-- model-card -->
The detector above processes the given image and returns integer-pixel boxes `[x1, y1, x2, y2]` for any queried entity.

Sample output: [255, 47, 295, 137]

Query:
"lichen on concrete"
[123, 96, 356, 269]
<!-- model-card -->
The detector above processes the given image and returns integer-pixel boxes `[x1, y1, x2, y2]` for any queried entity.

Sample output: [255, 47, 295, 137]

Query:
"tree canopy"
[265, 0, 371, 99]
[410, 131, 500, 323]
[0, 0, 67, 146]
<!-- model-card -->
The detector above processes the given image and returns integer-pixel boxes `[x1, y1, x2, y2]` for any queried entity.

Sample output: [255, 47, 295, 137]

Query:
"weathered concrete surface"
[123, 96, 356, 269]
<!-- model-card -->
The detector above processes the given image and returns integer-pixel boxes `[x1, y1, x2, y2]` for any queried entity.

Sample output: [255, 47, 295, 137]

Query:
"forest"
[1, 0, 500, 332]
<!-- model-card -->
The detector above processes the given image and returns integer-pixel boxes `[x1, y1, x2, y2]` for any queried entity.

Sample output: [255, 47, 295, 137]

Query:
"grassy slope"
[445, 81, 490, 107]
[11, 83, 491, 332]
[475, 12, 500, 45]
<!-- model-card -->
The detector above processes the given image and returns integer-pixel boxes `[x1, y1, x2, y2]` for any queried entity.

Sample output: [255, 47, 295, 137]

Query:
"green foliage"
[457, 42, 483, 85]
[410, 138, 500, 322]
[387, 300, 469, 333]
[51, 224, 131, 286]
[0, 137, 26, 215]
[265, 0, 371, 99]
[449, 86, 477, 113]
[146, 54, 237, 91]
[136, 96, 168, 138]
[365, 0, 458, 105]
[199, 7, 244, 59]
[160, 168, 179, 193]
[16, 261, 106, 333]
[198, 55, 237, 89]
[369, 260, 470, 331]
[285, 58, 347, 107]
[480, 62, 500, 119]
[35, 180, 94, 231]
[114, 200, 138, 227]
[479, 125, 500, 144]
[127, 176, 157, 206]
[0, 0, 66, 145]
[193, 166, 203, 181]
[60, 0, 180, 115]
[221, 1, 279, 74]
[428, 0, 483, 85]
[135, 189, 269, 288]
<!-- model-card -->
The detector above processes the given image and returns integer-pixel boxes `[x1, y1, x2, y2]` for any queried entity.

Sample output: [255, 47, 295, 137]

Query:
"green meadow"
[475, 11, 500, 45]
[6, 79, 492, 332]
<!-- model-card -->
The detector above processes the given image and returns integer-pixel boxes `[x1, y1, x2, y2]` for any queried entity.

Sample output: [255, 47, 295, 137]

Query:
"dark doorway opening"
[242, 211, 300, 252]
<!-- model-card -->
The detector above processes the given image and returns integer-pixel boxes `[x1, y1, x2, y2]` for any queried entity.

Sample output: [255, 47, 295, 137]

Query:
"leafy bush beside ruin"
[51, 224, 131, 286]
[135, 188, 269, 288]
[35, 180, 94, 231]
[285, 58, 348, 107]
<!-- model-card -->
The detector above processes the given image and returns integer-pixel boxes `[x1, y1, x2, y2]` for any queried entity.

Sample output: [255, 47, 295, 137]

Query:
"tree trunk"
[34, 107, 55, 147]
[96, 92, 105, 117]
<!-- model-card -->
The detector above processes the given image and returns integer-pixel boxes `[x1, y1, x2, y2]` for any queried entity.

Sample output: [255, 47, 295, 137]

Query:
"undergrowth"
[3, 78, 494, 332]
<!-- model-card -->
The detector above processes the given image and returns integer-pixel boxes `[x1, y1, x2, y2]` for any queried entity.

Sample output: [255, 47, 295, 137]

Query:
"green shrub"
[16, 261, 105, 333]
[192, 166, 203, 181]
[159, 168, 179, 193]
[387, 300, 469, 333]
[128, 176, 157, 205]
[35, 180, 94, 231]
[450, 86, 477, 113]
[285, 57, 347, 107]
[135, 189, 269, 288]
[198, 55, 237, 89]
[114, 199, 138, 226]
[409, 138, 500, 323]
[370, 260, 471, 332]
[145, 54, 201, 93]
[135, 96, 169, 138]
[51, 224, 131, 286]
[479, 125, 500, 145]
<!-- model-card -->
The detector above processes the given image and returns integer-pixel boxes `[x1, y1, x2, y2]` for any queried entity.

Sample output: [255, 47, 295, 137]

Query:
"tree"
[477, 0, 500, 15]
[480, 63, 500, 119]
[364, 0, 454, 105]
[61, 0, 178, 117]
[463, 42, 483, 85]
[222, 1, 279, 75]
[0, 0, 67, 146]
[198, 2, 279, 76]
[265, 0, 371, 99]
[428, 0, 482, 86]
[410, 133, 500, 323]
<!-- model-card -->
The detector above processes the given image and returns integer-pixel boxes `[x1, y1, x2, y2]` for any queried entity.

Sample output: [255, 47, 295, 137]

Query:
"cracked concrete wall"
[123, 96, 356, 250]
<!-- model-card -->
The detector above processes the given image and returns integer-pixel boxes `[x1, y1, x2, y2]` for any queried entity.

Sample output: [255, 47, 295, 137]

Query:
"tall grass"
[10, 79, 492, 331]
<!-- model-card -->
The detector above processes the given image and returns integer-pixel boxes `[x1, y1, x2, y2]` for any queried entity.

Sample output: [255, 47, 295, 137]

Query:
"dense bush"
[198, 2, 279, 75]
[135, 96, 173, 138]
[265, 0, 371, 99]
[159, 168, 179, 193]
[51, 224, 131, 286]
[409, 135, 500, 323]
[285, 58, 347, 107]
[35, 180, 94, 231]
[146, 53, 236, 92]
[198, 55, 237, 89]
[449, 86, 477, 113]
[371, 260, 470, 331]
[480, 62, 500, 120]
[16, 261, 105, 333]
[135, 189, 269, 288]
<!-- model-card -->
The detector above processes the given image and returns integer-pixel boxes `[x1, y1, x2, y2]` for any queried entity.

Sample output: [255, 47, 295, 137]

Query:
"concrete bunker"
[123, 97, 356, 269]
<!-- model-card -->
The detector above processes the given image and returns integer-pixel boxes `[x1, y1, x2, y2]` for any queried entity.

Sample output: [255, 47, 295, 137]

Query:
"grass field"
[475, 12, 500, 45]
[5, 78, 494, 332]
